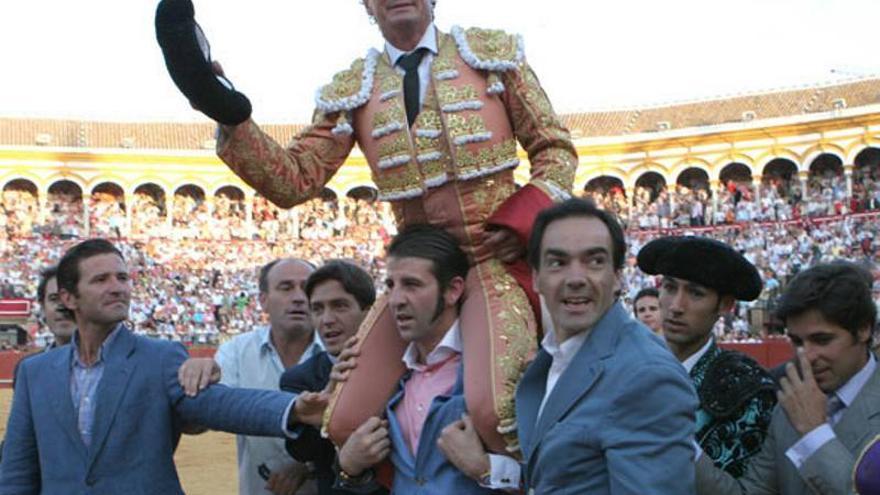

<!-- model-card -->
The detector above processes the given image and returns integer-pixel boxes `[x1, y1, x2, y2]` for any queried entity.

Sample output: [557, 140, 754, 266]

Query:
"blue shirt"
[70, 325, 123, 447]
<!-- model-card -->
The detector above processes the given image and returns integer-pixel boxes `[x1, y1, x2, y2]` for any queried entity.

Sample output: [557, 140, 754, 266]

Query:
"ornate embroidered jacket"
[691, 341, 778, 478]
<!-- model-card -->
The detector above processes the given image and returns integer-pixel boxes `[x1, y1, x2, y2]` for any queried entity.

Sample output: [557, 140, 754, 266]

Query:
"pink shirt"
[394, 321, 462, 455]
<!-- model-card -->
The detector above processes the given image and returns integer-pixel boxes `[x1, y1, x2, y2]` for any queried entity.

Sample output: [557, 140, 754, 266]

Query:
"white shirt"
[401, 318, 461, 370]
[786, 353, 877, 469]
[216, 326, 323, 495]
[384, 24, 438, 114]
[537, 325, 591, 419]
[681, 337, 715, 374]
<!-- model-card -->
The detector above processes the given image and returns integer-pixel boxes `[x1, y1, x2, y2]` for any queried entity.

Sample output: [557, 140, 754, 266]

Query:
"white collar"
[259, 325, 323, 356]
[385, 24, 438, 65]
[681, 337, 714, 373]
[401, 319, 461, 371]
[540, 323, 590, 367]
[835, 352, 877, 407]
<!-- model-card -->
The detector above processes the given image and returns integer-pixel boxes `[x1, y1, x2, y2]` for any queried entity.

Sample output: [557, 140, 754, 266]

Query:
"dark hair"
[633, 287, 659, 306]
[37, 265, 59, 305]
[528, 198, 626, 271]
[305, 260, 376, 310]
[57, 239, 124, 296]
[386, 224, 469, 292]
[776, 261, 877, 339]
[258, 258, 316, 294]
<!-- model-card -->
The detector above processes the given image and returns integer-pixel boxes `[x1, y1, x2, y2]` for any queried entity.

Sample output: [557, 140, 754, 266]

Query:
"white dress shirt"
[681, 337, 714, 374]
[384, 24, 438, 112]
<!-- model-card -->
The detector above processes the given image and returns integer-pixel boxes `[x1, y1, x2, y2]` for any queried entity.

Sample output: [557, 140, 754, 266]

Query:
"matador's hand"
[484, 227, 525, 263]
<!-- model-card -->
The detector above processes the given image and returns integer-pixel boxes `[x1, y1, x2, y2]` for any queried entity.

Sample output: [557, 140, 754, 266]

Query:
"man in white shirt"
[181, 258, 323, 495]
[696, 260, 880, 495]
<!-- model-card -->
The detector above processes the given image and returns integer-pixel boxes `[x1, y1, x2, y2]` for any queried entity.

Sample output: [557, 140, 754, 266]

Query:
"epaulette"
[314, 49, 381, 115]
[451, 25, 524, 72]
[699, 350, 777, 419]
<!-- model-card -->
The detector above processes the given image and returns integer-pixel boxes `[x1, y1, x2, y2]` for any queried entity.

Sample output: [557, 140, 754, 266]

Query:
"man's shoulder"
[699, 349, 776, 418]
[448, 25, 524, 72]
[279, 351, 331, 392]
[611, 319, 682, 372]
[316, 49, 382, 114]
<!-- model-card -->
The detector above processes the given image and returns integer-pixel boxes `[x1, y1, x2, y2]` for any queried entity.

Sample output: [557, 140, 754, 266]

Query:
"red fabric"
[486, 183, 554, 335]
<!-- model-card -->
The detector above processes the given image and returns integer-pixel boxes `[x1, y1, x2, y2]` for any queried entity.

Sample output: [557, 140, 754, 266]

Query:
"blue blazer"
[0, 327, 295, 495]
[515, 303, 699, 494]
[384, 362, 498, 495]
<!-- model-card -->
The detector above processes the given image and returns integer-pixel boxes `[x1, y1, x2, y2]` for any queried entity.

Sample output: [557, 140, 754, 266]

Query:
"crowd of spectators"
[2, 167, 879, 349]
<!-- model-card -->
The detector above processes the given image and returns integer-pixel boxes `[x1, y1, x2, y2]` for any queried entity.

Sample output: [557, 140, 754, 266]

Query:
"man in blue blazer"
[0, 239, 308, 495]
[515, 199, 699, 494]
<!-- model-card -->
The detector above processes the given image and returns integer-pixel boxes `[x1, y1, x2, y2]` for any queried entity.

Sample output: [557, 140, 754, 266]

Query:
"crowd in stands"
[2, 166, 879, 349]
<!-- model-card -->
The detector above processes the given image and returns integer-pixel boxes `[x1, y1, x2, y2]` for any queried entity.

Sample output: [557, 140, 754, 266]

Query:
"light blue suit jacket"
[515, 303, 699, 494]
[0, 327, 295, 495]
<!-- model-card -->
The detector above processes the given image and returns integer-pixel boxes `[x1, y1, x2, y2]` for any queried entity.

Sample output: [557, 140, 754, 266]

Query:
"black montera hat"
[636, 236, 763, 301]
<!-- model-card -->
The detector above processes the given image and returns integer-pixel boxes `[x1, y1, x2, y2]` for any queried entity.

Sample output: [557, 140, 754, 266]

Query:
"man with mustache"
[157, 0, 578, 458]
[637, 236, 777, 478]
[0, 239, 306, 494]
[695, 261, 880, 494]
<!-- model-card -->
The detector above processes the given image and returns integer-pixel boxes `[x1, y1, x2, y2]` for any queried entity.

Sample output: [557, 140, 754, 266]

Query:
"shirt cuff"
[693, 439, 703, 462]
[483, 454, 521, 490]
[785, 423, 835, 469]
[280, 395, 301, 439]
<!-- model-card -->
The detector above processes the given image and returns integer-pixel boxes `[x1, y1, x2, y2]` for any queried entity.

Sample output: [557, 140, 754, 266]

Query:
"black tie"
[397, 48, 427, 126]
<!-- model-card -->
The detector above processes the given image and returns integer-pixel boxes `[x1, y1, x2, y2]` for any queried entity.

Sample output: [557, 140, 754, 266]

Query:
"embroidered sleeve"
[216, 116, 355, 209]
[501, 61, 577, 200]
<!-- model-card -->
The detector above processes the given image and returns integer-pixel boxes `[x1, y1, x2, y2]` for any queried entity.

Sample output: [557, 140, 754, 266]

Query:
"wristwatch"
[333, 456, 375, 488]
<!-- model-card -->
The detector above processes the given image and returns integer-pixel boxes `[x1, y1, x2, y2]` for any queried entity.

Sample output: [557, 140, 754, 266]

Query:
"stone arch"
[577, 168, 627, 192]
[808, 153, 844, 178]
[45, 174, 86, 194]
[633, 171, 666, 203]
[670, 158, 711, 184]
[854, 147, 880, 173]
[2, 175, 41, 192]
[719, 162, 753, 185]
[713, 155, 755, 179]
[46, 179, 85, 236]
[319, 187, 338, 202]
[89, 182, 127, 237]
[2, 178, 38, 196]
[172, 184, 206, 227]
[802, 146, 846, 174]
[584, 175, 625, 194]
[214, 185, 246, 220]
[625, 163, 669, 189]
[762, 158, 798, 183]
[346, 185, 378, 202]
[675, 167, 710, 190]
[758, 152, 800, 176]
[129, 179, 171, 197]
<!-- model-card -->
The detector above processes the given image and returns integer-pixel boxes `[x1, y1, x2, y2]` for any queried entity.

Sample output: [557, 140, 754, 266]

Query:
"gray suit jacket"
[696, 362, 880, 495]
[516, 303, 699, 494]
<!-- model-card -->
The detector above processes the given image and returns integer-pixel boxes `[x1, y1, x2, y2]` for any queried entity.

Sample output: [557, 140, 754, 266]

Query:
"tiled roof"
[0, 119, 305, 150]
[1, 77, 879, 147]
[559, 77, 880, 137]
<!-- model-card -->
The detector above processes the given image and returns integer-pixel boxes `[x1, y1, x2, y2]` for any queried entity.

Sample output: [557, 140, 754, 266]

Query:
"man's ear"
[258, 292, 269, 313]
[363, 0, 375, 17]
[59, 288, 77, 313]
[717, 294, 736, 314]
[444, 276, 466, 308]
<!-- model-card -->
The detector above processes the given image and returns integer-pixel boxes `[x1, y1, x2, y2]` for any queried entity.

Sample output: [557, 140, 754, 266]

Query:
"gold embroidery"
[431, 42, 458, 74]
[377, 133, 411, 163]
[437, 84, 480, 106]
[464, 27, 520, 65]
[457, 139, 518, 178]
[376, 61, 401, 95]
[319, 58, 366, 102]
[483, 259, 535, 452]
[372, 104, 406, 130]
[447, 114, 490, 140]
[540, 148, 577, 191]
[415, 109, 442, 131]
